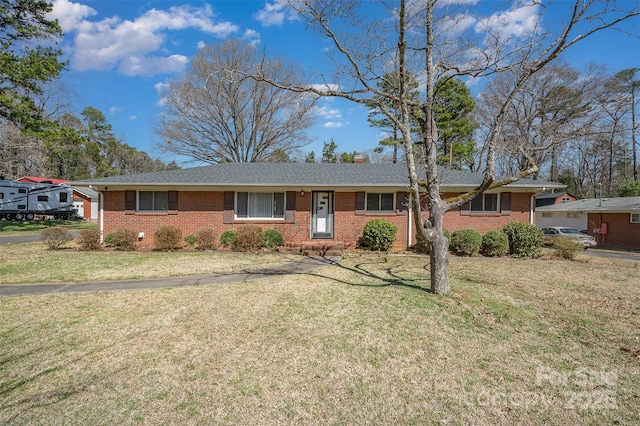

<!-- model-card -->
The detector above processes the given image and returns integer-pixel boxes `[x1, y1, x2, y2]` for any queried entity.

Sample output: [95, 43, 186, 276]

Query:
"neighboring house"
[72, 163, 564, 250]
[72, 186, 99, 222]
[535, 192, 576, 207]
[536, 197, 640, 250]
[535, 192, 585, 230]
[17, 176, 99, 221]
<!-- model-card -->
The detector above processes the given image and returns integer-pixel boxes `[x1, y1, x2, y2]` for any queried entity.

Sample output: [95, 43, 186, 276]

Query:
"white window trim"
[631, 213, 640, 224]
[366, 192, 395, 212]
[235, 191, 286, 220]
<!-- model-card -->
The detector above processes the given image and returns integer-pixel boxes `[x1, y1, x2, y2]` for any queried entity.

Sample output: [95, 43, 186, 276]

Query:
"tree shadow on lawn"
[303, 256, 433, 293]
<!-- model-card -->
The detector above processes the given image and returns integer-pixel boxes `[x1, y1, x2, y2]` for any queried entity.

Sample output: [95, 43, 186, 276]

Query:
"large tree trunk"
[427, 201, 450, 294]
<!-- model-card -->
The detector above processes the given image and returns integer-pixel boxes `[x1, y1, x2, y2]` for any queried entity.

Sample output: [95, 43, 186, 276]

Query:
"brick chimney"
[353, 154, 364, 163]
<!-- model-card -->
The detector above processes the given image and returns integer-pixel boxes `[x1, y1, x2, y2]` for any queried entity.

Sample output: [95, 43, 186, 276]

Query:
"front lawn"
[0, 254, 638, 424]
[0, 243, 299, 284]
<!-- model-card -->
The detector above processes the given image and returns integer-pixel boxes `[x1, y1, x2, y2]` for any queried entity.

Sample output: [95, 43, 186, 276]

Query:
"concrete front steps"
[286, 240, 345, 257]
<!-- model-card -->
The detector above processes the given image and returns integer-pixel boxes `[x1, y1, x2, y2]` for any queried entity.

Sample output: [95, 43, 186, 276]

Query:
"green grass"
[0, 219, 96, 236]
[1, 253, 638, 424]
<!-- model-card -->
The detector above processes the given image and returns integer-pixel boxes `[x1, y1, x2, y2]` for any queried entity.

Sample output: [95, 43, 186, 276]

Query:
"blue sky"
[48, 0, 640, 164]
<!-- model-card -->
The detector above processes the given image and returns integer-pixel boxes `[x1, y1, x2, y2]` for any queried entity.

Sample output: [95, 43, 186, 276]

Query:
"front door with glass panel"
[311, 191, 334, 239]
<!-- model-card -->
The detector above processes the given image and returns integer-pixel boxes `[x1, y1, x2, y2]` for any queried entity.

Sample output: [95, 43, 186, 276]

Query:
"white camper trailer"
[0, 179, 76, 221]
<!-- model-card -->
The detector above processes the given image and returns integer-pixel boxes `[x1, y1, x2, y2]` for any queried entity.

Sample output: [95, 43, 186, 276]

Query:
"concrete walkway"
[0, 256, 339, 297]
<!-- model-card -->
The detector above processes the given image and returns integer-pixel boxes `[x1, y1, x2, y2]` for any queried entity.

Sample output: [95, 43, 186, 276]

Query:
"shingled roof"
[72, 163, 563, 189]
[536, 196, 640, 213]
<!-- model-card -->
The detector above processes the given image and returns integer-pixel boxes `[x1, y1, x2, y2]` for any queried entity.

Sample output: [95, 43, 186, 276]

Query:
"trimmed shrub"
[552, 237, 584, 260]
[233, 225, 262, 252]
[261, 229, 284, 250]
[195, 228, 217, 251]
[362, 218, 398, 252]
[108, 229, 138, 251]
[78, 228, 101, 251]
[220, 230, 237, 247]
[184, 234, 197, 248]
[40, 226, 73, 250]
[481, 230, 510, 257]
[501, 222, 543, 259]
[104, 232, 117, 246]
[450, 228, 482, 256]
[154, 225, 182, 251]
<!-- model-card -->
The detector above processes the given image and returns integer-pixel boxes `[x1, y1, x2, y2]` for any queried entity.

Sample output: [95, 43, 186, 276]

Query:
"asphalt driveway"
[0, 255, 339, 297]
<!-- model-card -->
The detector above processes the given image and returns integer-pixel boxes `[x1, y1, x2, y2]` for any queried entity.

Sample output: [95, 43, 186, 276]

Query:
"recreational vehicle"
[0, 179, 76, 221]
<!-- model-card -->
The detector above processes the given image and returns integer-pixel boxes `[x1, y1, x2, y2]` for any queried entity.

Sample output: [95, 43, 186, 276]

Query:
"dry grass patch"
[0, 242, 298, 284]
[0, 254, 638, 424]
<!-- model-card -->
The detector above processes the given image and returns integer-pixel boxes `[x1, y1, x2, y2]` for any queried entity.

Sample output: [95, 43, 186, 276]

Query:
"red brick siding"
[587, 213, 640, 250]
[442, 192, 532, 234]
[101, 190, 533, 248]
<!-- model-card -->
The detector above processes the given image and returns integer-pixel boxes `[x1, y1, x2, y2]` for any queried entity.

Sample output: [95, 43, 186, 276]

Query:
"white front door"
[312, 191, 334, 239]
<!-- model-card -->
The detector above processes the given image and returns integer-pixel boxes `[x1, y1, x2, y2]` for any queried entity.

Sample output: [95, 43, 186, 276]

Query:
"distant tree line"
[1, 102, 178, 181]
[475, 64, 639, 198]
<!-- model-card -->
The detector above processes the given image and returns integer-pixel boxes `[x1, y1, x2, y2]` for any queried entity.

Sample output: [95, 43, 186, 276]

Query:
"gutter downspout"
[408, 193, 413, 248]
[99, 191, 104, 243]
[530, 187, 546, 225]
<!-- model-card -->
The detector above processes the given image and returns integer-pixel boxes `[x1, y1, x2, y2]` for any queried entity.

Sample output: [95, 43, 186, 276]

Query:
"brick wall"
[442, 192, 532, 234]
[101, 190, 534, 249]
[587, 213, 640, 250]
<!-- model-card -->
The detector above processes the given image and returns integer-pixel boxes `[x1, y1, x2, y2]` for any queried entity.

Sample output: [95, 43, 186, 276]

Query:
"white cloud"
[314, 105, 342, 120]
[109, 106, 122, 115]
[155, 82, 171, 106]
[441, 13, 477, 35]
[128, 115, 137, 121]
[253, 0, 299, 27]
[50, 1, 239, 76]
[48, 0, 96, 33]
[323, 121, 345, 129]
[476, 3, 541, 41]
[243, 29, 261, 46]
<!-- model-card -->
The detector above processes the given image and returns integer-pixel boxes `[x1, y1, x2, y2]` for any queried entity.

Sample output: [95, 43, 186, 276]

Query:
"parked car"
[541, 227, 597, 248]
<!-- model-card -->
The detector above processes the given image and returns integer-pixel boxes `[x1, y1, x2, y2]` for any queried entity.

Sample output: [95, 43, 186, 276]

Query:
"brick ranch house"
[535, 196, 640, 250]
[72, 163, 564, 251]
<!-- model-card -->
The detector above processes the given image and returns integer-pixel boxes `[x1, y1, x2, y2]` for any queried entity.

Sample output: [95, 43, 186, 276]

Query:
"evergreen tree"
[321, 140, 338, 163]
[0, 0, 66, 129]
[434, 77, 477, 170]
[367, 71, 420, 163]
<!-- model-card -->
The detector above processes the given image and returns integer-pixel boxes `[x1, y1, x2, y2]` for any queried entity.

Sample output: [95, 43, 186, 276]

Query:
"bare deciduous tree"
[254, 0, 639, 294]
[156, 39, 317, 163]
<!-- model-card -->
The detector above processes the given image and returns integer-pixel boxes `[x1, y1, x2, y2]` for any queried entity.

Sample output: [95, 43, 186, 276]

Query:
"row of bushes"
[447, 221, 582, 260]
[40, 225, 284, 252]
[41, 220, 581, 259]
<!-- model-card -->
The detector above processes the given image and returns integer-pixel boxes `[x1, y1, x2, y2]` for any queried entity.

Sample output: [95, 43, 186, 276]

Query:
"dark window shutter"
[125, 190, 136, 213]
[355, 192, 365, 215]
[168, 191, 178, 214]
[460, 200, 471, 216]
[396, 192, 407, 215]
[501, 192, 511, 215]
[223, 191, 234, 224]
[285, 191, 296, 223]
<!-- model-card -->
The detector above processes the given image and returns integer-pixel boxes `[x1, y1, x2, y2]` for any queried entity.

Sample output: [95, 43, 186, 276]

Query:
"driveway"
[0, 256, 339, 297]
[581, 248, 640, 263]
[0, 232, 80, 245]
